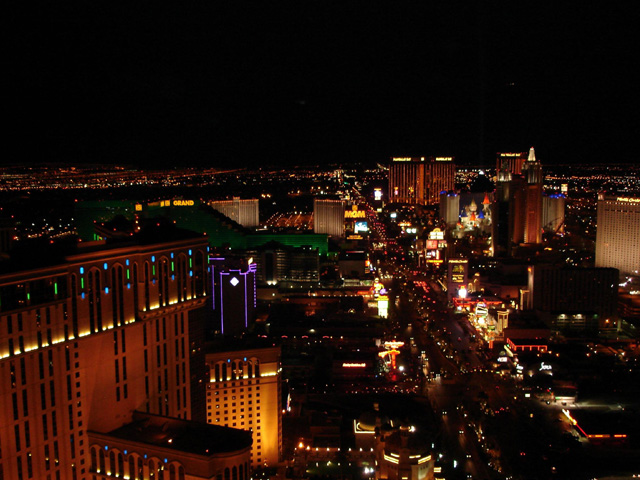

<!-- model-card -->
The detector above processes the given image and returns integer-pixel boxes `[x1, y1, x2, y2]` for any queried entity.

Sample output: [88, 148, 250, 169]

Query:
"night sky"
[6, 2, 637, 169]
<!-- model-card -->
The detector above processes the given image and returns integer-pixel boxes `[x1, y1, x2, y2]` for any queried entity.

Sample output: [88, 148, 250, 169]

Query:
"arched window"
[111, 265, 125, 327]
[99, 449, 105, 473]
[129, 456, 135, 480]
[90, 448, 97, 472]
[170, 463, 177, 480]
[231, 362, 236, 380]
[178, 465, 185, 480]
[158, 257, 169, 307]
[254, 360, 260, 378]
[239, 463, 243, 480]
[247, 362, 253, 378]
[178, 254, 187, 302]
[88, 268, 103, 331]
[233, 465, 237, 480]
[133, 263, 139, 319]
[70, 274, 79, 337]
[215, 364, 220, 382]
[138, 457, 144, 480]
[118, 452, 125, 477]
[222, 363, 227, 381]
[109, 451, 116, 475]
[224, 467, 230, 480]
[195, 250, 206, 296]
[149, 459, 156, 478]
[144, 262, 151, 311]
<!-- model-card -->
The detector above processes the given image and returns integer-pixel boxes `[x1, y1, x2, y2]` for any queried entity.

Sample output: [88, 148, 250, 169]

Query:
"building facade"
[205, 346, 282, 468]
[88, 412, 252, 480]
[527, 265, 619, 330]
[0, 233, 209, 480]
[210, 258, 257, 337]
[313, 199, 345, 238]
[542, 194, 565, 234]
[388, 157, 454, 206]
[247, 243, 320, 286]
[595, 195, 640, 275]
[492, 147, 544, 254]
[496, 152, 527, 181]
[209, 198, 260, 229]
[521, 147, 543, 245]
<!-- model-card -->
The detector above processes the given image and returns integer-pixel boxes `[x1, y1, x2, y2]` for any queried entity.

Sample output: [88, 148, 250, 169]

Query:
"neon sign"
[173, 200, 195, 206]
[345, 206, 366, 218]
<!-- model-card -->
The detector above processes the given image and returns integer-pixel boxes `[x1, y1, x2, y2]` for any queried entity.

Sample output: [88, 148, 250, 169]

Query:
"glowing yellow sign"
[173, 200, 195, 207]
[429, 228, 444, 240]
[392, 157, 413, 162]
[616, 197, 640, 203]
[434, 157, 453, 162]
[342, 363, 366, 368]
[345, 210, 366, 219]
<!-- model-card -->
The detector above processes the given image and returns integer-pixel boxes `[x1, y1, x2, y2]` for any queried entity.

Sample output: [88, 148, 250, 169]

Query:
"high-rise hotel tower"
[0, 230, 255, 480]
[388, 156, 455, 205]
[596, 194, 640, 275]
[522, 147, 543, 245]
[313, 199, 345, 238]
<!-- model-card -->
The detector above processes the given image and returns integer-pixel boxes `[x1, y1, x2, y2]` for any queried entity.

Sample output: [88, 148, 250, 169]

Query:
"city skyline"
[1, 155, 640, 478]
[6, 3, 638, 169]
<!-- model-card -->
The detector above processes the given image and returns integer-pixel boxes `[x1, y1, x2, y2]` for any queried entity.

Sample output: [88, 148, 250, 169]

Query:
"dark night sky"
[6, 2, 638, 168]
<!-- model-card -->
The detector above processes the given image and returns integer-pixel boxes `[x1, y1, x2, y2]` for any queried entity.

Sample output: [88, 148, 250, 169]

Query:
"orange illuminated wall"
[0, 236, 209, 479]
[205, 346, 282, 468]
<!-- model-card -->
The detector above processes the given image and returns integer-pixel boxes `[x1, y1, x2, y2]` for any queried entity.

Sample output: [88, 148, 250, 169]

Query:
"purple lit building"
[210, 257, 257, 336]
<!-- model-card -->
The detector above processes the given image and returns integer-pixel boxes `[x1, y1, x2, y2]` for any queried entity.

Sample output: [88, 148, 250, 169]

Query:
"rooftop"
[105, 412, 252, 456]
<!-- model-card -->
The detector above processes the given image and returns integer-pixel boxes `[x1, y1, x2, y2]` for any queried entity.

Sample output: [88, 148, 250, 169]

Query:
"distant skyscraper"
[491, 147, 543, 254]
[210, 257, 257, 336]
[313, 198, 345, 237]
[522, 147, 543, 245]
[427, 156, 456, 204]
[496, 151, 527, 181]
[439, 191, 460, 227]
[542, 194, 565, 234]
[388, 157, 425, 204]
[209, 197, 260, 228]
[595, 194, 640, 275]
[388, 156, 455, 205]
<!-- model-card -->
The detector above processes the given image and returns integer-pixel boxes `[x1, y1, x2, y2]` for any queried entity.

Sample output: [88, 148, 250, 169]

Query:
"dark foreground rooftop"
[105, 412, 252, 456]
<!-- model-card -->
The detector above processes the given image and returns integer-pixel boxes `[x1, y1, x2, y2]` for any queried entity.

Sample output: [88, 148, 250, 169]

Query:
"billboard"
[354, 221, 369, 233]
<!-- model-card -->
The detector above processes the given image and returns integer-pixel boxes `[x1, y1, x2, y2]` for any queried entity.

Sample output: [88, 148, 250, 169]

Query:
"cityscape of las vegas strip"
[4, 4, 640, 480]
[0, 156, 639, 480]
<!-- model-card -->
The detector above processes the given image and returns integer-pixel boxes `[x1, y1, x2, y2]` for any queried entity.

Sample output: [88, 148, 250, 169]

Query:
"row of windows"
[208, 359, 261, 382]
[90, 447, 186, 480]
